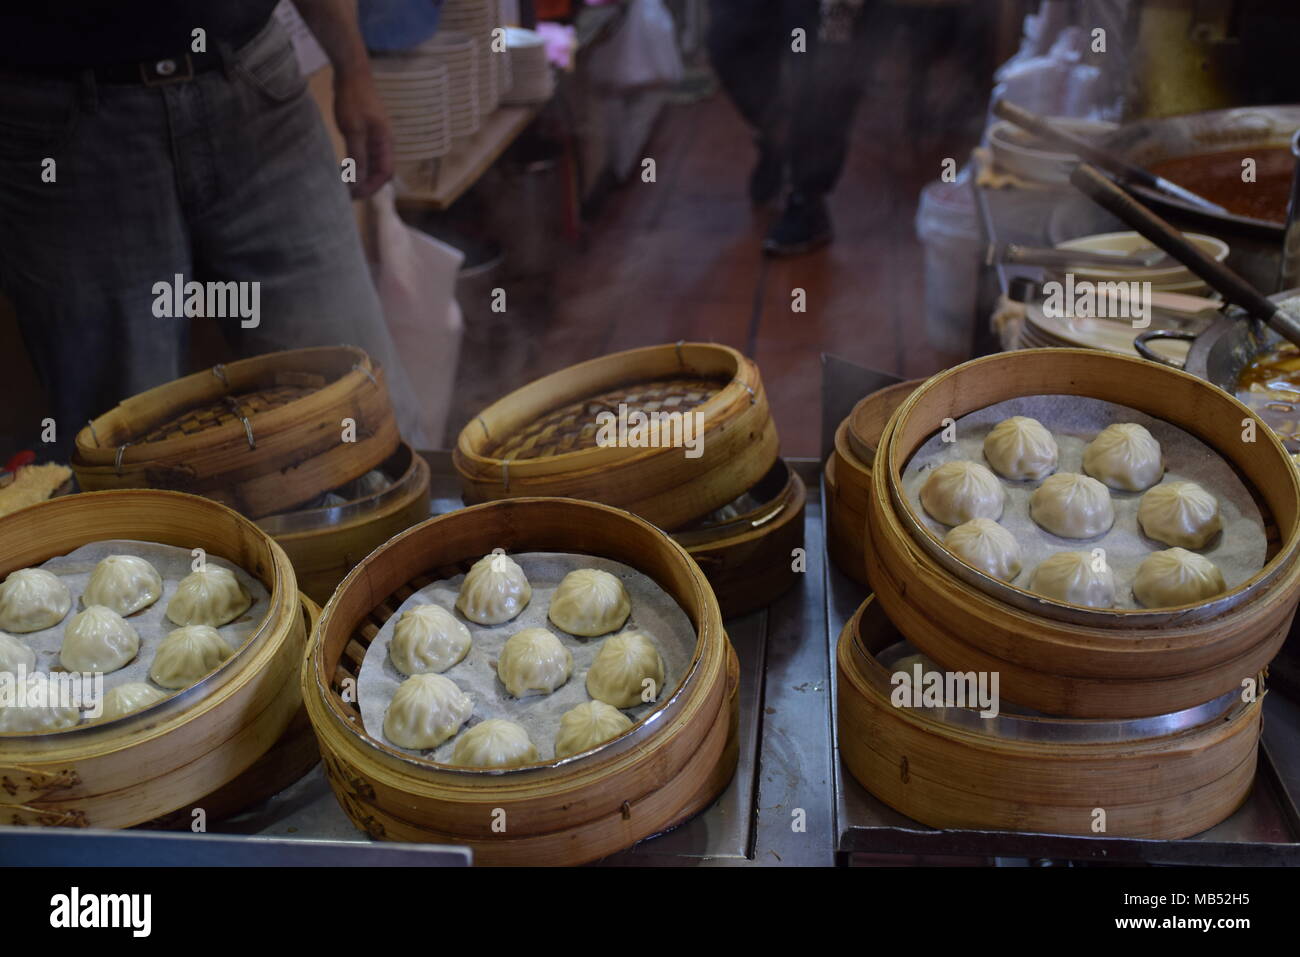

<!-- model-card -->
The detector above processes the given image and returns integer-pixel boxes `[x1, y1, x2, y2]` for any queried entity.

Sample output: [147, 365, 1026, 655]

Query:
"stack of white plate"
[396, 31, 481, 138]
[440, 0, 500, 119]
[501, 26, 553, 105]
[1049, 231, 1230, 297]
[1018, 302, 1192, 367]
[371, 59, 452, 161]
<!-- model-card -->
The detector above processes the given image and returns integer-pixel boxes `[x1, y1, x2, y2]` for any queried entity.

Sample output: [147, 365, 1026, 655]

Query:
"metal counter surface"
[4, 454, 1297, 866]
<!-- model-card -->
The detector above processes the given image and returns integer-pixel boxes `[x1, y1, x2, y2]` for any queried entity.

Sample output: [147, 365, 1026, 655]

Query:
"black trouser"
[707, 0, 872, 197]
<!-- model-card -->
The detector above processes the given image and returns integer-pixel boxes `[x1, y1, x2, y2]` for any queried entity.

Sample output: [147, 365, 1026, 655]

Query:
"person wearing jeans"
[0, 1, 414, 455]
[707, 0, 872, 256]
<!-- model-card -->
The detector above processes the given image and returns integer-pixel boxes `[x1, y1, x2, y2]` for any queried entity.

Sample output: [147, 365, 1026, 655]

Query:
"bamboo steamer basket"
[0, 490, 306, 828]
[142, 594, 322, 829]
[826, 381, 924, 585]
[453, 343, 779, 530]
[672, 458, 806, 618]
[868, 348, 1300, 717]
[825, 425, 870, 585]
[303, 497, 739, 866]
[837, 597, 1261, 839]
[258, 442, 432, 605]
[71, 347, 400, 519]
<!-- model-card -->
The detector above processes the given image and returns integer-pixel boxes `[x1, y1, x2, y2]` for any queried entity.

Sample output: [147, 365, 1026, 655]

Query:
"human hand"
[333, 67, 393, 199]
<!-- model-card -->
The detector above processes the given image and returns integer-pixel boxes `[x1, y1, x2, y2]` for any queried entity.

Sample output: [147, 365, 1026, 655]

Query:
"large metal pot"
[1099, 105, 1299, 292]
[1136, 286, 1300, 395]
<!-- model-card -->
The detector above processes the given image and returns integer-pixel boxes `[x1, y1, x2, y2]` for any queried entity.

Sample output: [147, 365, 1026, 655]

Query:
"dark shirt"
[0, 1, 280, 68]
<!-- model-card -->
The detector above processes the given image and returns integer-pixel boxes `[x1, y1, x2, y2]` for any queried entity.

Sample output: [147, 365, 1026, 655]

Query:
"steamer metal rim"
[882, 348, 1300, 627]
[308, 497, 715, 778]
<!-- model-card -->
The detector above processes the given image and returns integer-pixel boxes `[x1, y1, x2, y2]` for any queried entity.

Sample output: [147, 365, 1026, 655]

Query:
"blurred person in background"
[0, 0, 409, 455]
[708, 0, 872, 256]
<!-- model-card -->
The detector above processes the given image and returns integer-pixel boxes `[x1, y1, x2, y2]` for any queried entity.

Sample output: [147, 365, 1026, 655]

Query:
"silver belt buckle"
[140, 53, 195, 86]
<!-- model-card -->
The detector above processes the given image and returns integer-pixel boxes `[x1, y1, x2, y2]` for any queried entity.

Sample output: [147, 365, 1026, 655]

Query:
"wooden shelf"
[395, 104, 541, 211]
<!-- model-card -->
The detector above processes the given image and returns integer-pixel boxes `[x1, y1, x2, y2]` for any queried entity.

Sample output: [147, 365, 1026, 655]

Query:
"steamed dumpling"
[1137, 481, 1222, 549]
[384, 672, 473, 750]
[1029, 551, 1116, 608]
[944, 518, 1022, 581]
[586, 630, 665, 709]
[920, 460, 1005, 526]
[165, 565, 251, 627]
[497, 627, 572, 698]
[148, 625, 233, 689]
[0, 671, 80, 732]
[83, 555, 162, 616]
[60, 606, 140, 674]
[97, 682, 166, 721]
[1029, 472, 1115, 539]
[1133, 548, 1225, 608]
[548, 568, 632, 637]
[456, 553, 532, 625]
[0, 568, 71, 633]
[983, 416, 1058, 481]
[0, 632, 35, 675]
[390, 604, 472, 676]
[1083, 423, 1164, 492]
[554, 700, 633, 758]
[452, 718, 538, 768]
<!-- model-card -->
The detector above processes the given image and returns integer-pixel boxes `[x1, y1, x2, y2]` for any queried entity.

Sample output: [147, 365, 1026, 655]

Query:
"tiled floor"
[447, 69, 982, 458]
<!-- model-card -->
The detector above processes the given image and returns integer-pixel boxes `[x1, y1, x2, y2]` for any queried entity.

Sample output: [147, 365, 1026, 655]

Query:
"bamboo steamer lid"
[453, 342, 779, 530]
[71, 347, 400, 519]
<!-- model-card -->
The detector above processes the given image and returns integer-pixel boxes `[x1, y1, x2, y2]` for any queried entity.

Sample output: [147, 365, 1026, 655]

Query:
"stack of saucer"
[440, 0, 501, 119]
[398, 31, 481, 138]
[371, 58, 452, 161]
[501, 27, 553, 105]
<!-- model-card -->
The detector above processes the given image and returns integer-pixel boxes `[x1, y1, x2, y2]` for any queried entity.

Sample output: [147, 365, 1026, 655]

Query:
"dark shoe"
[749, 142, 783, 207]
[763, 193, 832, 256]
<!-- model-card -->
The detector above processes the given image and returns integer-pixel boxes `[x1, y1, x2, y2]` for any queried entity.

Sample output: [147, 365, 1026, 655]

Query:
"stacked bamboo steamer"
[825, 379, 925, 585]
[838, 348, 1300, 839]
[303, 498, 739, 865]
[454, 343, 804, 618]
[0, 491, 309, 828]
[70, 346, 431, 606]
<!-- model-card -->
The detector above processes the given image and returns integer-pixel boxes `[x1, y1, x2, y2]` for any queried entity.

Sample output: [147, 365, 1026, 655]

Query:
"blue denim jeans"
[0, 17, 411, 454]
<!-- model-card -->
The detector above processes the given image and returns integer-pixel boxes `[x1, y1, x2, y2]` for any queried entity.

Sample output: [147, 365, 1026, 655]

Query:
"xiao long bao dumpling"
[98, 682, 166, 721]
[60, 606, 140, 674]
[1133, 548, 1226, 608]
[1029, 472, 1115, 539]
[548, 568, 632, 637]
[0, 671, 80, 732]
[0, 632, 36, 675]
[83, 554, 162, 617]
[0, 568, 71, 633]
[497, 628, 573, 698]
[554, 700, 633, 759]
[456, 552, 532, 625]
[452, 718, 538, 768]
[166, 565, 251, 628]
[1137, 481, 1222, 550]
[1083, 422, 1164, 492]
[148, 625, 233, 689]
[1029, 551, 1116, 608]
[983, 416, 1058, 481]
[384, 672, 473, 750]
[919, 460, 1005, 526]
[944, 518, 1022, 581]
[390, 604, 472, 676]
[586, 630, 665, 709]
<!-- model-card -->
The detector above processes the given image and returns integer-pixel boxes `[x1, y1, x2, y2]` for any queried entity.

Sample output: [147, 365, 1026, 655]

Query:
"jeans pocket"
[236, 40, 308, 104]
[0, 78, 80, 160]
